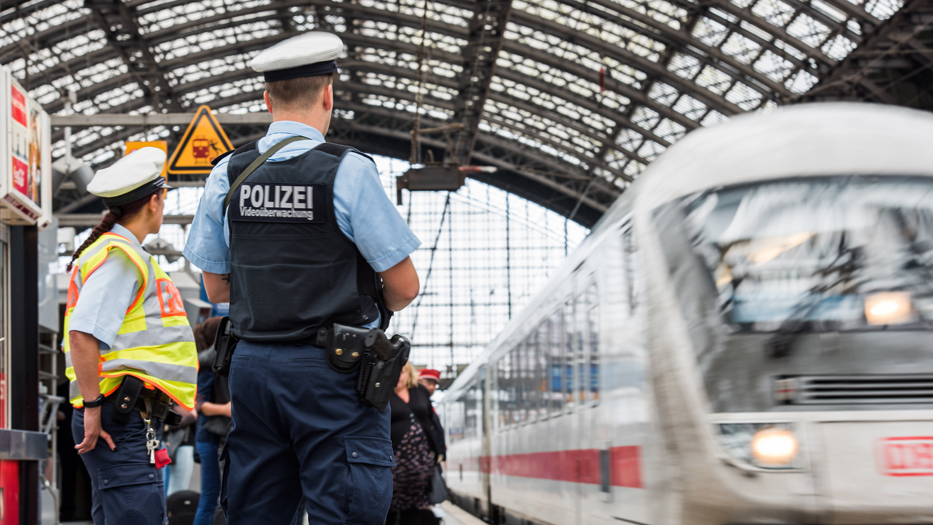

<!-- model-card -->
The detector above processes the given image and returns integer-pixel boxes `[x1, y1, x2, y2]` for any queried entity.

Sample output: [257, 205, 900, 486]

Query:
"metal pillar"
[9, 225, 40, 525]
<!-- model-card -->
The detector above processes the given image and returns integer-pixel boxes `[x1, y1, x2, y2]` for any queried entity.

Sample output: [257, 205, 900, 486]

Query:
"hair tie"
[109, 207, 124, 218]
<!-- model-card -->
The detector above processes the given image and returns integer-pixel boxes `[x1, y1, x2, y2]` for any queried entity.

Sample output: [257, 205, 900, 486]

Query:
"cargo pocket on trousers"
[344, 436, 396, 525]
[98, 463, 164, 525]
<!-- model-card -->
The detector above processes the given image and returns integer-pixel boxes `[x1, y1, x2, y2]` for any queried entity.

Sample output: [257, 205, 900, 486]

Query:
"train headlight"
[865, 292, 913, 325]
[717, 423, 800, 470]
[751, 428, 797, 467]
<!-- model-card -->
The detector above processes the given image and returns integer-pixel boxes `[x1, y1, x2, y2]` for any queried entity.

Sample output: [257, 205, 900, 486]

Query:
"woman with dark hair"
[386, 362, 443, 525]
[193, 316, 231, 525]
[64, 148, 199, 525]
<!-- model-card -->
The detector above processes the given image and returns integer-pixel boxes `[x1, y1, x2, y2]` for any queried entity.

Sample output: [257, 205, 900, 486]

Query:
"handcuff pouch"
[321, 324, 367, 373]
[111, 375, 145, 424]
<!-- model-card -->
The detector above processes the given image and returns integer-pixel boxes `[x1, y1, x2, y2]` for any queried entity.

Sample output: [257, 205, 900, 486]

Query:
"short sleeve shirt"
[183, 121, 421, 275]
[68, 224, 144, 350]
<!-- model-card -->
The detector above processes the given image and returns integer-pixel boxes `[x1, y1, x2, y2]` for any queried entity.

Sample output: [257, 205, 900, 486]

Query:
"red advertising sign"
[10, 86, 26, 126]
[11, 157, 27, 195]
[877, 437, 933, 476]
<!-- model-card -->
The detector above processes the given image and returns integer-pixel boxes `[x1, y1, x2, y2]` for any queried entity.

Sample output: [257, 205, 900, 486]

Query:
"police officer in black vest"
[183, 32, 421, 524]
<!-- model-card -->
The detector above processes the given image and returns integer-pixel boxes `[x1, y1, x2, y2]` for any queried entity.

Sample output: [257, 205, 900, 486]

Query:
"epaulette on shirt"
[213, 141, 373, 167]
[313, 143, 375, 164]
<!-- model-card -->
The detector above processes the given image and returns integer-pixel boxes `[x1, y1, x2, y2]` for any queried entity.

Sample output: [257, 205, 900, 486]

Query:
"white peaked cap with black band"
[251, 32, 344, 82]
[87, 146, 171, 207]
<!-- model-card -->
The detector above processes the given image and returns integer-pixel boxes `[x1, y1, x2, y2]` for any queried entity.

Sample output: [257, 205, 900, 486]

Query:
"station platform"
[63, 501, 481, 525]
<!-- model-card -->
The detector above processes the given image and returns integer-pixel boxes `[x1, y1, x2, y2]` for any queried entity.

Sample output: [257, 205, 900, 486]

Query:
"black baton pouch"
[356, 332, 411, 410]
[212, 317, 239, 377]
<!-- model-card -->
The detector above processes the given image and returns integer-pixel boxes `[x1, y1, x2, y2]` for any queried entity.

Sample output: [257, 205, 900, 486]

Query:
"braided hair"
[66, 194, 157, 272]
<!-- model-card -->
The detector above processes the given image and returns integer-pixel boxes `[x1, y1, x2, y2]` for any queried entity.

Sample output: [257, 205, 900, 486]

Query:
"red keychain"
[154, 448, 172, 469]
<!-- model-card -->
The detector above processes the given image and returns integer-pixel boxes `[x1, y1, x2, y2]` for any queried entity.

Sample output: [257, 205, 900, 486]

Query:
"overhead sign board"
[167, 105, 233, 175]
[0, 66, 51, 226]
[126, 141, 169, 182]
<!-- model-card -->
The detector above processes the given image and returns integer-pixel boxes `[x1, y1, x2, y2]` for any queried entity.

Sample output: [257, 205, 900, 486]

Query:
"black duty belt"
[105, 376, 180, 426]
[211, 318, 411, 410]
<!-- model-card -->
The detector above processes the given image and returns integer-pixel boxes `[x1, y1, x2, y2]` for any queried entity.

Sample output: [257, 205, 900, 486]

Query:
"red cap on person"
[418, 368, 441, 383]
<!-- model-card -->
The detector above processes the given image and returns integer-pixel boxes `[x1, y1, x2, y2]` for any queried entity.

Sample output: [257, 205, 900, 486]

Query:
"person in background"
[164, 403, 197, 496]
[418, 368, 440, 397]
[192, 317, 230, 525]
[387, 362, 443, 525]
[417, 369, 446, 464]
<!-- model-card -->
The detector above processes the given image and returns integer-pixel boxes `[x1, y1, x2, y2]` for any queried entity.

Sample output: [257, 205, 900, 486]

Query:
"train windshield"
[679, 177, 933, 332]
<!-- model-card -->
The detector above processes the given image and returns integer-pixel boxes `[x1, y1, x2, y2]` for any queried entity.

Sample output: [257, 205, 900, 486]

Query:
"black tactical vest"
[224, 140, 386, 342]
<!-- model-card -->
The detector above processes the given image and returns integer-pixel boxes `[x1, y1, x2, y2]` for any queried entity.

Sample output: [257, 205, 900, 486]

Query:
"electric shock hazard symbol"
[229, 183, 326, 223]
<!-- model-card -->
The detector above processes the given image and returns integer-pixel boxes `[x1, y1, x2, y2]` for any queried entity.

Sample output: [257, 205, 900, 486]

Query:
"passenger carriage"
[440, 103, 933, 525]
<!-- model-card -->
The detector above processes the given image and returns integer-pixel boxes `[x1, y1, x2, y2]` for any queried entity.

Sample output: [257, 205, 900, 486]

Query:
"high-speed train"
[438, 103, 933, 525]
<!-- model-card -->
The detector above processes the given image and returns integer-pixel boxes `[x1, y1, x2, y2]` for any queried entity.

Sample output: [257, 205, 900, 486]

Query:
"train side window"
[575, 291, 588, 404]
[446, 393, 465, 444]
[512, 344, 522, 424]
[527, 331, 541, 421]
[489, 363, 499, 431]
[587, 284, 600, 403]
[563, 301, 575, 411]
[499, 353, 511, 427]
[548, 310, 564, 414]
[465, 380, 478, 440]
[623, 228, 639, 312]
[536, 321, 548, 418]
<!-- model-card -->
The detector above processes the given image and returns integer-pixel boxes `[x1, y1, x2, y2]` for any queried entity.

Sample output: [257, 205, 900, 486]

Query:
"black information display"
[229, 183, 326, 223]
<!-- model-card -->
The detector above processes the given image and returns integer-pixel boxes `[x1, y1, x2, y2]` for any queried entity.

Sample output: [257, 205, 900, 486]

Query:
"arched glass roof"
[1, 0, 904, 225]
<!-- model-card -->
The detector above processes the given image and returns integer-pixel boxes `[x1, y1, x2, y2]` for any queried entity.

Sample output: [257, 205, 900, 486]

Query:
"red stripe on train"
[453, 446, 642, 488]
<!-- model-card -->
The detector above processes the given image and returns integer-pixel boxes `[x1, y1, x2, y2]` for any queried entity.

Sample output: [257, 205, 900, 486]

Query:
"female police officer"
[64, 147, 199, 525]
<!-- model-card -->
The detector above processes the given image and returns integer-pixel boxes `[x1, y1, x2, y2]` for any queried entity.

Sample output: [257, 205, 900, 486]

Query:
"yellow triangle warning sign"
[167, 105, 234, 175]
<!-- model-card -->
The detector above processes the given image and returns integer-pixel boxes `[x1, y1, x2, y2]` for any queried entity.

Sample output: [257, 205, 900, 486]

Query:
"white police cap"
[87, 146, 171, 207]
[251, 32, 343, 82]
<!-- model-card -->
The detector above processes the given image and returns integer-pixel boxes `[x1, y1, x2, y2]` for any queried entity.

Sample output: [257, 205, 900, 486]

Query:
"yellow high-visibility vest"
[63, 232, 198, 409]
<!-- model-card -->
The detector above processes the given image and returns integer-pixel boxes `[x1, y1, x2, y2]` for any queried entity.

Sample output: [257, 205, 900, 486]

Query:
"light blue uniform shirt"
[183, 122, 421, 326]
[68, 223, 142, 350]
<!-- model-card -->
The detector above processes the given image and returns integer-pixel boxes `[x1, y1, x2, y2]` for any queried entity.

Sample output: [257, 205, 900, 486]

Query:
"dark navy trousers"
[72, 403, 166, 525]
[221, 342, 394, 525]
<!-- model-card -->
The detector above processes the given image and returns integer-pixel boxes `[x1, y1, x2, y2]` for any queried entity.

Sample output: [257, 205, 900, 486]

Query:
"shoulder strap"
[223, 136, 308, 211]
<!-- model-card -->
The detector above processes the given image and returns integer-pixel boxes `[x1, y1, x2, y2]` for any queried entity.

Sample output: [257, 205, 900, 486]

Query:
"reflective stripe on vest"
[63, 232, 199, 409]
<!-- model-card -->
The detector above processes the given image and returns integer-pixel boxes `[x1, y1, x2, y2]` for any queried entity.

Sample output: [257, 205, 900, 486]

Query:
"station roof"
[0, 0, 918, 226]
